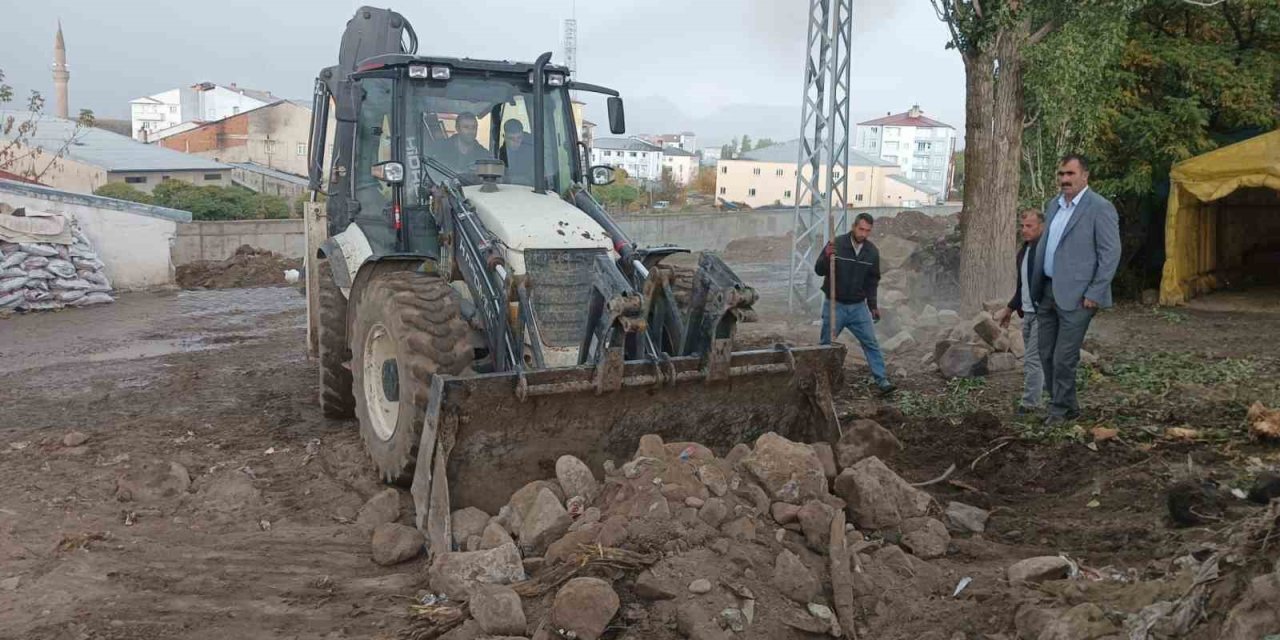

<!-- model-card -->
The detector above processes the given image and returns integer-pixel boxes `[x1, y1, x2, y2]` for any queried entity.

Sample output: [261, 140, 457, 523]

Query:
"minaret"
[52, 21, 70, 119]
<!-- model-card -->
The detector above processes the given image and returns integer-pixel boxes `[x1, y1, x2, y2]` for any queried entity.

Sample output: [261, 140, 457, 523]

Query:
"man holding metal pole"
[815, 213, 894, 395]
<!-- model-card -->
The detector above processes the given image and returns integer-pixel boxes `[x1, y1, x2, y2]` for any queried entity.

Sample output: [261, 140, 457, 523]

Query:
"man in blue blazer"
[1028, 155, 1121, 426]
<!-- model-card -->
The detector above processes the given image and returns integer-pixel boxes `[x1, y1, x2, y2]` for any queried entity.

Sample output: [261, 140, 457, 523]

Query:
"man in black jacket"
[816, 213, 894, 394]
[994, 209, 1045, 414]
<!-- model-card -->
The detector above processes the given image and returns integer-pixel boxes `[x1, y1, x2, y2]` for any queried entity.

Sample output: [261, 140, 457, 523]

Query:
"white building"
[660, 146, 699, 185]
[590, 137, 664, 182]
[855, 105, 956, 203]
[638, 132, 697, 152]
[130, 82, 280, 142]
[699, 147, 722, 166]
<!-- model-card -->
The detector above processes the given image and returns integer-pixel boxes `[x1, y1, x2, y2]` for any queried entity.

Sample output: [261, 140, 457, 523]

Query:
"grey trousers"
[1037, 286, 1094, 417]
[1021, 312, 1045, 408]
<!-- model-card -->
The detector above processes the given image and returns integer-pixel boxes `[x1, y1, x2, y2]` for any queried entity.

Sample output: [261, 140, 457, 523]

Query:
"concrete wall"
[173, 219, 306, 264]
[0, 179, 191, 289]
[167, 205, 961, 264]
[105, 168, 232, 193]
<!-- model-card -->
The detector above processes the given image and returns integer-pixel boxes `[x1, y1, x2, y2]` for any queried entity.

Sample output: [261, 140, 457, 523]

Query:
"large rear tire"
[351, 271, 473, 483]
[318, 260, 355, 418]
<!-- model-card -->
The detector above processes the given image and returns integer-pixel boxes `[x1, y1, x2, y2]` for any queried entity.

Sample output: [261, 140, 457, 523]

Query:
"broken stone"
[1011, 327, 1026, 357]
[1220, 571, 1280, 639]
[811, 443, 837, 480]
[678, 602, 734, 640]
[1038, 603, 1120, 640]
[741, 433, 828, 505]
[469, 584, 526, 636]
[62, 431, 89, 447]
[114, 460, 190, 504]
[518, 488, 572, 554]
[688, 578, 712, 594]
[549, 577, 619, 640]
[699, 497, 729, 528]
[697, 464, 729, 497]
[635, 570, 678, 600]
[480, 520, 516, 550]
[635, 433, 666, 459]
[720, 516, 757, 541]
[937, 309, 960, 323]
[544, 526, 601, 565]
[973, 314, 1002, 346]
[1007, 556, 1072, 586]
[370, 523, 424, 566]
[719, 607, 747, 633]
[781, 607, 830, 634]
[900, 517, 950, 560]
[724, 443, 752, 468]
[735, 481, 771, 515]
[835, 419, 903, 469]
[556, 454, 599, 502]
[797, 500, 835, 551]
[356, 488, 401, 527]
[834, 457, 933, 530]
[946, 501, 990, 533]
[465, 535, 483, 552]
[685, 496, 706, 508]
[771, 502, 801, 524]
[568, 506, 601, 533]
[1080, 349, 1099, 366]
[938, 343, 990, 379]
[988, 352, 1018, 373]
[772, 549, 820, 603]
[508, 480, 565, 528]
[428, 542, 526, 599]
[451, 507, 490, 549]
[882, 330, 917, 353]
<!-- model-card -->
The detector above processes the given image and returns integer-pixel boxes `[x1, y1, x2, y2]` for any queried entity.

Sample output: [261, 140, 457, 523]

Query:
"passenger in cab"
[499, 119, 535, 186]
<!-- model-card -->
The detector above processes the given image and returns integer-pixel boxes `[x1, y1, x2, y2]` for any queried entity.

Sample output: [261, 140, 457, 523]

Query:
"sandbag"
[53, 278, 92, 290]
[0, 251, 28, 270]
[18, 243, 58, 257]
[21, 256, 49, 270]
[0, 277, 28, 293]
[0, 292, 21, 308]
[70, 293, 113, 307]
[69, 246, 97, 260]
[21, 300, 65, 311]
[25, 289, 52, 302]
[26, 269, 54, 280]
[45, 259, 76, 279]
[1, 268, 25, 278]
[57, 289, 86, 302]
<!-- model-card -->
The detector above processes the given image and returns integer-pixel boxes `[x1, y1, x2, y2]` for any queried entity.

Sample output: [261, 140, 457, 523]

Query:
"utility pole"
[789, 0, 853, 316]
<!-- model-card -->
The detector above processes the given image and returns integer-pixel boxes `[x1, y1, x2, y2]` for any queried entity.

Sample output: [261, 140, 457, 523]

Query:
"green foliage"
[1105, 352, 1258, 395]
[150, 180, 291, 221]
[593, 167, 640, 212]
[740, 135, 753, 153]
[755, 138, 776, 151]
[93, 182, 153, 204]
[895, 377, 988, 417]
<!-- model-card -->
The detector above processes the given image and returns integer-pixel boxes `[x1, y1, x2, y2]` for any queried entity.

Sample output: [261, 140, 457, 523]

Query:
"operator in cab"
[499, 119, 536, 186]
[435, 113, 490, 173]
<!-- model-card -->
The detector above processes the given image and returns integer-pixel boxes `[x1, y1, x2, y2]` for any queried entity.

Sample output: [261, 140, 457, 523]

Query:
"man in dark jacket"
[994, 209, 1045, 414]
[816, 213, 894, 394]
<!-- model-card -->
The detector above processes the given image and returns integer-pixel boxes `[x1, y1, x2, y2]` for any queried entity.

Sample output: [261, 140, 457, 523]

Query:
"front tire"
[351, 271, 473, 483]
[318, 260, 355, 418]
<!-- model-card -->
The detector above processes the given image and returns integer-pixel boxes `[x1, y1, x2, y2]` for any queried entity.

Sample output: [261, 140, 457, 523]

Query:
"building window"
[784, 190, 792, 198]
[721, 166, 727, 174]
[204, 173, 222, 181]
[124, 176, 147, 184]
[775, 169, 784, 177]
[233, 107, 240, 115]
[855, 193, 864, 202]
[751, 168, 761, 176]
[629, 152, 636, 157]
[748, 188, 756, 197]
[917, 142, 931, 152]
[719, 187, 726, 195]
[169, 105, 177, 114]
[296, 143, 306, 156]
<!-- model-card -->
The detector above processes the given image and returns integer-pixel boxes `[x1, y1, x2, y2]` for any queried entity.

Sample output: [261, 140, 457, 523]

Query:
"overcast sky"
[2, 0, 964, 146]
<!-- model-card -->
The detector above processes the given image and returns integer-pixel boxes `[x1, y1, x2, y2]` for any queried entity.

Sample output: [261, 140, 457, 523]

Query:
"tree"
[593, 167, 641, 213]
[755, 138, 776, 150]
[721, 138, 738, 160]
[93, 182, 153, 204]
[692, 166, 717, 197]
[150, 180, 291, 221]
[0, 68, 95, 183]
[740, 134, 754, 153]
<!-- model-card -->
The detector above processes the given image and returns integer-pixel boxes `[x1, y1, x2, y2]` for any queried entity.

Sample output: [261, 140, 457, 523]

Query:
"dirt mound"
[176, 245, 302, 289]
[723, 233, 792, 261]
[875, 210, 953, 243]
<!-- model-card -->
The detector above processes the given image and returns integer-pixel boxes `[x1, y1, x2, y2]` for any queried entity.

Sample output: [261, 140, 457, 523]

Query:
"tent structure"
[1160, 129, 1280, 305]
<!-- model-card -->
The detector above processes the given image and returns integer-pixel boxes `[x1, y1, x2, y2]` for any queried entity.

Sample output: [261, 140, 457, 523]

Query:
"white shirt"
[1043, 186, 1088, 279]
[1021, 245, 1034, 313]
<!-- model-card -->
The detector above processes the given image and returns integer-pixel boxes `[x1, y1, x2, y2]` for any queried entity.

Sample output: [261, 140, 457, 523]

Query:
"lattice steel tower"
[562, 18, 578, 77]
[789, 0, 853, 314]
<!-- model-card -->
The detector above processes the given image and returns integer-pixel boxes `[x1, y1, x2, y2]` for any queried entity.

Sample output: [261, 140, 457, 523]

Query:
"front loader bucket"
[410, 343, 846, 553]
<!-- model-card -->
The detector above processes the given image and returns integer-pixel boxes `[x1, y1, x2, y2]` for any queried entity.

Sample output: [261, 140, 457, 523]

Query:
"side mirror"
[371, 161, 404, 184]
[607, 97, 626, 134]
[334, 81, 360, 123]
[589, 165, 616, 186]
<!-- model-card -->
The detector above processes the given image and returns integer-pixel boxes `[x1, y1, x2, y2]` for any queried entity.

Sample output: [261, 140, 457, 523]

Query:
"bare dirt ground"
[2, 275, 1279, 638]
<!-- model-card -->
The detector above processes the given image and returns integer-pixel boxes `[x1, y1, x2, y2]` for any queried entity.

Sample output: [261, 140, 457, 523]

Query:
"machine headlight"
[430, 66, 452, 80]
[408, 64, 430, 79]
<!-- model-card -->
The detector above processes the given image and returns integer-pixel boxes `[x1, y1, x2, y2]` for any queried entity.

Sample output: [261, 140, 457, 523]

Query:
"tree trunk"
[957, 22, 1028, 315]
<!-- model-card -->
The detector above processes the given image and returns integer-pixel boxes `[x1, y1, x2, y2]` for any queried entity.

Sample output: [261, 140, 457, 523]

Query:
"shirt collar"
[1057, 186, 1089, 210]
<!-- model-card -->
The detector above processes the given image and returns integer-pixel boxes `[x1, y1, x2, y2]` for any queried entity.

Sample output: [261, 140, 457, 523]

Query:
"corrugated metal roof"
[736, 139, 897, 167]
[0, 110, 229, 173]
[661, 146, 696, 158]
[592, 137, 663, 152]
[888, 173, 940, 195]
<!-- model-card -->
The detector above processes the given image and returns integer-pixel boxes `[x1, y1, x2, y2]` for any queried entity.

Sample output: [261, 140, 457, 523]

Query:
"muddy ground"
[1, 272, 1279, 639]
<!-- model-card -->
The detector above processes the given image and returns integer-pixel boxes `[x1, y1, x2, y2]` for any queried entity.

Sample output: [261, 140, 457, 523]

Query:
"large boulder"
[881, 330, 917, 353]
[772, 549, 820, 603]
[518, 488, 571, 554]
[1007, 556, 1072, 586]
[469, 584, 526, 636]
[740, 433, 828, 504]
[371, 523, 425, 566]
[549, 577, 619, 640]
[479, 520, 516, 550]
[899, 517, 950, 559]
[973, 314, 1002, 346]
[833, 457, 932, 530]
[945, 501, 990, 533]
[938, 343, 990, 379]
[356, 488, 401, 527]
[555, 455, 599, 502]
[451, 507, 490, 549]
[428, 543, 526, 599]
[835, 419, 902, 469]
[988, 352, 1018, 373]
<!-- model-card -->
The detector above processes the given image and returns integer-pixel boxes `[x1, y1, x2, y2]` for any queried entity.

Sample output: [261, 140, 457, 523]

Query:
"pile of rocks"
[922, 301, 1028, 379]
[0, 215, 114, 313]
[382, 424, 999, 639]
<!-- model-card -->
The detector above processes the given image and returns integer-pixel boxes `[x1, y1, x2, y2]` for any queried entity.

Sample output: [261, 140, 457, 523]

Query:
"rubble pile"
[175, 244, 303, 289]
[0, 214, 115, 313]
[393, 429, 994, 639]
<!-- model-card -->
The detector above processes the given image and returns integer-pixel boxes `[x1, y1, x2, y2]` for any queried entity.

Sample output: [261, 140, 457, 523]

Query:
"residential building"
[660, 147, 699, 185]
[855, 105, 956, 202]
[156, 100, 325, 178]
[884, 175, 941, 209]
[130, 82, 281, 142]
[0, 110, 230, 194]
[699, 147, 722, 166]
[637, 132, 697, 152]
[590, 137, 664, 182]
[713, 139, 902, 209]
[230, 162, 309, 205]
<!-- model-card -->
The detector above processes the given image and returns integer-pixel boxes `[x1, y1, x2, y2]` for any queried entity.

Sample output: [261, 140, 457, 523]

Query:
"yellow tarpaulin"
[1160, 129, 1280, 305]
